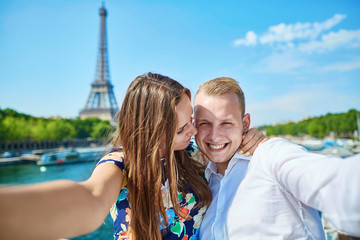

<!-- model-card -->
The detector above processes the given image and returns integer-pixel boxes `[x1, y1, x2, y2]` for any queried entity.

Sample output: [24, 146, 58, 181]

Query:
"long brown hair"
[114, 73, 211, 239]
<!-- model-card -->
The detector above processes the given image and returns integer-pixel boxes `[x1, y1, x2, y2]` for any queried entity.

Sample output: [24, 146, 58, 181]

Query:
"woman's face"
[173, 93, 197, 151]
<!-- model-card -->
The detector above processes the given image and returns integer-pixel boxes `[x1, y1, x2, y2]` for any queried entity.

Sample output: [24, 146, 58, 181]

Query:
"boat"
[37, 146, 106, 165]
[318, 146, 354, 158]
[298, 139, 324, 151]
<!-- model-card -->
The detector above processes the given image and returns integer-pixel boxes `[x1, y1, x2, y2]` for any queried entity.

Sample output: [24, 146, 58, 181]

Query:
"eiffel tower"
[79, 4, 118, 121]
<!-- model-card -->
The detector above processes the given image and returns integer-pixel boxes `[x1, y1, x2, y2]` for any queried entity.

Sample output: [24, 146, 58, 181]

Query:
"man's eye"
[177, 129, 184, 134]
[221, 122, 233, 127]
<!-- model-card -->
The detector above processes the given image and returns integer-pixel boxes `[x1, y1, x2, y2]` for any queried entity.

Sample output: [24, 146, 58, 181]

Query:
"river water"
[0, 161, 114, 240]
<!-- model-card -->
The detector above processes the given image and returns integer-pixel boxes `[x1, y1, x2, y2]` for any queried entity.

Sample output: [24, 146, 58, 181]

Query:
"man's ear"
[242, 113, 251, 133]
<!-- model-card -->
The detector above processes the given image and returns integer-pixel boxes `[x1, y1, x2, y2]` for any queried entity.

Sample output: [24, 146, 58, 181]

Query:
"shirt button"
[218, 209, 222, 213]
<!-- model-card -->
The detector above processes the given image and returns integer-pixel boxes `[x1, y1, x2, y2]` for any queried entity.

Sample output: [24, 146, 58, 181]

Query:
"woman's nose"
[189, 123, 197, 136]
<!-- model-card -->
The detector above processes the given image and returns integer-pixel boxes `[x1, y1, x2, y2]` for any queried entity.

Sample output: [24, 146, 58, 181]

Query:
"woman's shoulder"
[97, 147, 125, 170]
[186, 140, 208, 166]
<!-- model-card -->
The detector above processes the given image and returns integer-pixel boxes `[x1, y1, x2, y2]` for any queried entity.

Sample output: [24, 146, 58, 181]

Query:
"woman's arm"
[241, 128, 268, 155]
[0, 162, 123, 240]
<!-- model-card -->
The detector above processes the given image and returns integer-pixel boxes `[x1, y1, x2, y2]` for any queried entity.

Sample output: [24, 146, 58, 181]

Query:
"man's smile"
[208, 143, 229, 150]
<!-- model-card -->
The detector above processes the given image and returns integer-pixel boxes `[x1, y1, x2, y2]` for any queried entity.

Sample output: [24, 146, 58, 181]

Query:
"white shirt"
[199, 138, 360, 240]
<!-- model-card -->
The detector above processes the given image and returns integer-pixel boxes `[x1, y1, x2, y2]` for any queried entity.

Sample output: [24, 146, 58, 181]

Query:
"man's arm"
[0, 162, 123, 240]
[257, 138, 360, 237]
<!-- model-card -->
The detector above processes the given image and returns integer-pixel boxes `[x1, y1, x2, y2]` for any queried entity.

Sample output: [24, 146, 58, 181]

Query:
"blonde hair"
[114, 73, 211, 239]
[195, 77, 246, 116]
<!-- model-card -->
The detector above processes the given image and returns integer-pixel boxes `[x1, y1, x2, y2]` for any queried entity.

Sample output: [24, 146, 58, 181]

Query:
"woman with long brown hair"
[0, 73, 263, 240]
[102, 72, 212, 239]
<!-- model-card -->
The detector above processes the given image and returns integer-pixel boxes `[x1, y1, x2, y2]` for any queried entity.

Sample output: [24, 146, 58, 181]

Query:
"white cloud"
[298, 29, 360, 53]
[233, 31, 257, 46]
[234, 14, 347, 47]
[233, 14, 360, 74]
[259, 13, 346, 44]
[319, 59, 360, 72]
[233, 14, 360, 76]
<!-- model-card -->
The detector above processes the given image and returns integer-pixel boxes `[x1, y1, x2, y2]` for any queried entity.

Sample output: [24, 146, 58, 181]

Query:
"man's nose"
[209, 126, 222, 142]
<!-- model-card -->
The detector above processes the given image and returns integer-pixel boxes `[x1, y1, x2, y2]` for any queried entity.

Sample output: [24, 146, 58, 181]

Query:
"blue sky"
[1, 0, 359, 127]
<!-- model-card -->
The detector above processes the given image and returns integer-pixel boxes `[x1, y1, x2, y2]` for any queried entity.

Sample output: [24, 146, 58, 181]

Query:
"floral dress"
[97, 142, 208, 240]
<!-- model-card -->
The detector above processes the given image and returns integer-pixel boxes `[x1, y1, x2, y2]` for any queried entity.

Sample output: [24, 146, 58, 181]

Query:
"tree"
[265, 126, 275, 136]
[0, 108, 115, 142]
[73, 117, 103, 139]
[46, 119, 76, 141]
[2, 116, 31, 141]
[307, 119, 326, 138]
[91, 121, 111, 139]
[31, 119, 50, 141]
[0, 121, 6, 142]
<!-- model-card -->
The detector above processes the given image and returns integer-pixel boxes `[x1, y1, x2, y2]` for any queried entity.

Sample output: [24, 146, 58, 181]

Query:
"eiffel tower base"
[79, 109, 118, 122]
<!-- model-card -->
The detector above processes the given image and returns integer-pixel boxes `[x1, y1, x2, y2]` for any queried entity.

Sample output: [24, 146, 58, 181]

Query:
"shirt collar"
[205, 148, 251, 180]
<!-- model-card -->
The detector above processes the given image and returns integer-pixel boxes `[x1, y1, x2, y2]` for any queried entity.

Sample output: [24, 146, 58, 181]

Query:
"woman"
[0, 73, 264, 240]
[103, 72, 212, 239]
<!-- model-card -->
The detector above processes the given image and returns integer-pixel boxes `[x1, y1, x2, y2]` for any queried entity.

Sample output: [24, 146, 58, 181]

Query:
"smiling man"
[194, 80, 250, 176]
[194, 77, 360, 240]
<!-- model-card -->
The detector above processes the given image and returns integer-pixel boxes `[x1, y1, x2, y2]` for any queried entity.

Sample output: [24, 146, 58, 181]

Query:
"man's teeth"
[209, 144, 226, 150]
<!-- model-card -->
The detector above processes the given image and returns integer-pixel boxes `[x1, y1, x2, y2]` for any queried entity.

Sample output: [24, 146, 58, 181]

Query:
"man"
[193, 77, 360, 239]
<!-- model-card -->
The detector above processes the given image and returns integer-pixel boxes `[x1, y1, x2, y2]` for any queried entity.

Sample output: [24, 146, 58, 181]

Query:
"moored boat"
[37, 146, 106, 165]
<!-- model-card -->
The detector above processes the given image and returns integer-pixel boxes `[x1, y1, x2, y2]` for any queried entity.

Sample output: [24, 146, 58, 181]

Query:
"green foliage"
[259, 109, 359, 139]
[1, 116, 31, 141]
[0, 108, 114, 142]
[91, 121, 111, 139]
[0, 108, 33, 120]
[307, 118, 326, 138]
[46, 119, 77, 141]
[0, 121, 5, 142]
[31, 119, 50, 141]
[72, 117, 103, 139]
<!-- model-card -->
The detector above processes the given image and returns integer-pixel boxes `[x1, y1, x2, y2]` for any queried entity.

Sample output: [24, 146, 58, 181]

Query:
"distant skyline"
[1, 0, 359, 127]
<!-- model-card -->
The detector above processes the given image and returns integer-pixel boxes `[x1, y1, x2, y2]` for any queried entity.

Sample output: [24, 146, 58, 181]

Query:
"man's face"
[194, 92, 250, 174]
